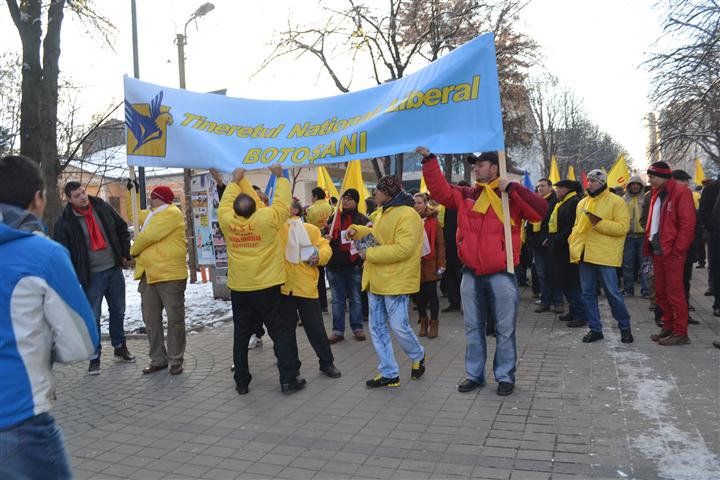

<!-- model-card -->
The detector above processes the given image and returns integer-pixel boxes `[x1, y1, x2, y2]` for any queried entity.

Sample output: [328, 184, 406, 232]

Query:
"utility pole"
[130, 0, 146, 209]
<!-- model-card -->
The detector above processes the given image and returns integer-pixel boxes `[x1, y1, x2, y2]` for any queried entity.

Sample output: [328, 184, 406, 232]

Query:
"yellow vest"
[279, 219, 332, 299]
[131, 205, 188, 284]
[351, 205, 422, 295]
[218, 177, 291, 291]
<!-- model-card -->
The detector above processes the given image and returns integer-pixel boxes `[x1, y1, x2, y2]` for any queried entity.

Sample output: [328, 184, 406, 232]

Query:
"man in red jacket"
[645, 161, 697, 345]
[417, 146, 546, 396]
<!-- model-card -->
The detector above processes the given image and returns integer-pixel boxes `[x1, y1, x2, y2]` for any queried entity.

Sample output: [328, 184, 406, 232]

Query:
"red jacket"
[422, 155, 547, 276]
[643, 178, 696, 257]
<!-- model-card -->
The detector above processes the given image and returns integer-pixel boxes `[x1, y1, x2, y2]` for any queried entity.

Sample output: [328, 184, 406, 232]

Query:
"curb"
[100, 314, 234, 341]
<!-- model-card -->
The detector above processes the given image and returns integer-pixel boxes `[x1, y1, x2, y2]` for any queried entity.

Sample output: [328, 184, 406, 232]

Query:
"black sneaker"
[620, 328, 634, 343]
[582, 330, 604, 343]
[411, 356, 425, 380]
[567, 318, 588, 328]
[497, 382, 514, 396]
[281, 377, 307, 394]
[558, 312, 573, 322]
[442, 304, 461, 313]
[688, 317, 700, 325]
[114, 344, 136, 363]
[366, 374, 400, 388]
[458, 379, 483, 393]
[320, 365, 342, 378]
[88, 359, 101, 376]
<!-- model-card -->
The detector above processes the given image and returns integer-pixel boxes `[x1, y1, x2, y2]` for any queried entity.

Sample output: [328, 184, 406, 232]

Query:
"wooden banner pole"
[498, 150, 514, 274]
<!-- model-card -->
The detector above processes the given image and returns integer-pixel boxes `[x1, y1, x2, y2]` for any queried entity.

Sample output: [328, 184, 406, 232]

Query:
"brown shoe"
[428, 319, 439, 338]
[650, 328, 672, 342]
[170, 365, 184, 375]
[327, 334, 344, 344]
[353, 331, 366, 341]
[418, 316, 429, 337]
[142, 365, 168, 375]
[658, 334, 690, 346]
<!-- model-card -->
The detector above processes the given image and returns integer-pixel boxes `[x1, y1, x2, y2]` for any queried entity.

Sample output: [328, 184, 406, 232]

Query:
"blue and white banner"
[124, 32, 504, 171]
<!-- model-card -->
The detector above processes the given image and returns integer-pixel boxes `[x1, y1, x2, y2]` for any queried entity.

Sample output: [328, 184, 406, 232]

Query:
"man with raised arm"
[218, 164, 305, 395]
[417, 146, 546, 396]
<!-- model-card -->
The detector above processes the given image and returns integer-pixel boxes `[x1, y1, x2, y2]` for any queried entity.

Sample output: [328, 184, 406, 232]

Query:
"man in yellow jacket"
[304, 187, 334, 313]
[569, 169, 633, 344]
[130, 186, 188, 375]
[218, 164, 304, 395]
[347, 175, 425, 388]
[280, 200, 340, 379]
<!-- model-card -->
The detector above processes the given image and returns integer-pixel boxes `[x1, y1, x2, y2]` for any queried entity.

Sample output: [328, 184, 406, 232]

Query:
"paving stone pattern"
[53, 277, 720, 479]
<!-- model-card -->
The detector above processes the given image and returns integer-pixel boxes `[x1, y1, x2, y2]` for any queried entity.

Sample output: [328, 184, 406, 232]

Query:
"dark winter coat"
[442, 207, 460, 267]
[326, 209, 370, 270]
[53, 196, 131, 289]
[548, 192, 582, 290]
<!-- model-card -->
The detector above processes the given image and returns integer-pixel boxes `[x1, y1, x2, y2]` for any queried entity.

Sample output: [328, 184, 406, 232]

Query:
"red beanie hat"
[151, 186, 175, 204]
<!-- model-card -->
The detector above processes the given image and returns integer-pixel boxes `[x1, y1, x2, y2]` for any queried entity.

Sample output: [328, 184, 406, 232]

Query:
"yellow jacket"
[218, 177, 290, 291]
[351, 203, 422, 295]
[279, 218, 332, 299]
[305, 200, 333, 230]
[131, 205, 188, 284]
[569, 188, 630, 267]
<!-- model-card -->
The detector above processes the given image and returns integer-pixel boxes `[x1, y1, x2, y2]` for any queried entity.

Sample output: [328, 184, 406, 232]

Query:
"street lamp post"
[177, 2, 214, 284]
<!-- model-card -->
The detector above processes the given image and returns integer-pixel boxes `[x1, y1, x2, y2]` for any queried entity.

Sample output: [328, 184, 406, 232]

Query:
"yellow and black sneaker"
[411, 355, 426, 380]
[366, 374, 400, 388]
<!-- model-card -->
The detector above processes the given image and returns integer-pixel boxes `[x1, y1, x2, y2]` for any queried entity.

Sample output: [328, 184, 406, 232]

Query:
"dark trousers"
[231, 286, 299, 387]
[317, 266, 328, 310]
[684, 257, 693, 301]
[280, 294, 334, 370]
[415, 280, 440, 319]
[443, 265, 462, 307]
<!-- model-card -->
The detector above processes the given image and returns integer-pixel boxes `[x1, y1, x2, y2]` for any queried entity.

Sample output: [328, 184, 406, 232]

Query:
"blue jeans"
[368, 293, 424, 378]
[0, 413, 72, 480]
[461, 269, 519, 384]
[579, 262, 631, 333]
[533, 248, 564, 306]
[563, 288, 586, 320]
[622, 236, 648, 295]
[327, 267, 364, 336]
[85, 266, 126, 359]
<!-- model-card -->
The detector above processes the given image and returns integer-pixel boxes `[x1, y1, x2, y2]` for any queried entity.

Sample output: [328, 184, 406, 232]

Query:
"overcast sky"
[1, 0, 664, 169]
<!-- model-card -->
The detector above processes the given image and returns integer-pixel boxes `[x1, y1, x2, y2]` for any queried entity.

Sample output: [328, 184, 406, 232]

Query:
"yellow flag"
[549, 155, 561, 185]
[317, 165, 340, 200]
[420, 174, 428, 194]
[340, 160, 370, 215]
[694, 158, 705, 185]
[607, 154, 630, 188]
[567, 165, 576, 181]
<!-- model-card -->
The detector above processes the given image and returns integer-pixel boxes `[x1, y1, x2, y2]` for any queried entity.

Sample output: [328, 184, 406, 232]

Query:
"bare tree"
[5, 0, 114, 230]
[646, 0, 720, 167]
[259, 0, 538, 179]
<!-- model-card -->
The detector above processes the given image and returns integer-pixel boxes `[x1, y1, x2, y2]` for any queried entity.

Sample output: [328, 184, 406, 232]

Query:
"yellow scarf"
[548, 191, 576, 234]
[472, 179, 511, 224]
[575, 194, 600, 234]
[627, 195, 643, 234]
[531, 192, 553, 232]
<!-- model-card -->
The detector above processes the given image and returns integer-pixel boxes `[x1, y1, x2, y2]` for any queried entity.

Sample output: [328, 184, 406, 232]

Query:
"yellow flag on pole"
[340, 160, 370, 215]
[694, 158, 705, 185]
[317, 165, 340, 200]
[420, 174, 428, 194]
[549, 156, 561, 185]
[607, 154, 630, 188]
[567, 165, 576, 181]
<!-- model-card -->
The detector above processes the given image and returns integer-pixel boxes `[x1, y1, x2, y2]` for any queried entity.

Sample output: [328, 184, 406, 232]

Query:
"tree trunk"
[38, 0, 66, 232]
[394, 153, 404, 180]
[370, 158, 383, 182]
[463, 158, 472, 183]
[382, 156, 392, 176]
[443, 154, 453, 182]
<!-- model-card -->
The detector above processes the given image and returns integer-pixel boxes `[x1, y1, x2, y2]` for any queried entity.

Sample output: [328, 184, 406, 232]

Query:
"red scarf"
[423, 215, 438, 260]
[332, 209, 359, 262]
[74, 202, 107, 251]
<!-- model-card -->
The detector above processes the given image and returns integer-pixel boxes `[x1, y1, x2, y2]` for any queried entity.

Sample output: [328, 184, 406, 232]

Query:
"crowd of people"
[2, 151, 720, 477]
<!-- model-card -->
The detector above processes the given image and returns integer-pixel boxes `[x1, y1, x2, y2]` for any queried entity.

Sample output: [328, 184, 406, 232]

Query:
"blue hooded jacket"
[0, 204, 98, 428]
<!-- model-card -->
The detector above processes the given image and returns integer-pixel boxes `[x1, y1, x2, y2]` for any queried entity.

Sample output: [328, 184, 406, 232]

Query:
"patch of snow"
[98, 270, 231, 334]
[600, 302, 720, 480]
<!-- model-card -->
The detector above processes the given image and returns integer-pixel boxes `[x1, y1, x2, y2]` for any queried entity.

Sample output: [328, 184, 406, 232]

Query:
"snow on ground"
[99, 270, 232, 334]
[601, 303, 720, 480]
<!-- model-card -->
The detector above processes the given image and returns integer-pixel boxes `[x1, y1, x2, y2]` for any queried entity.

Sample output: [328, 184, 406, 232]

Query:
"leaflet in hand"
[350, 233, 379, 255]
